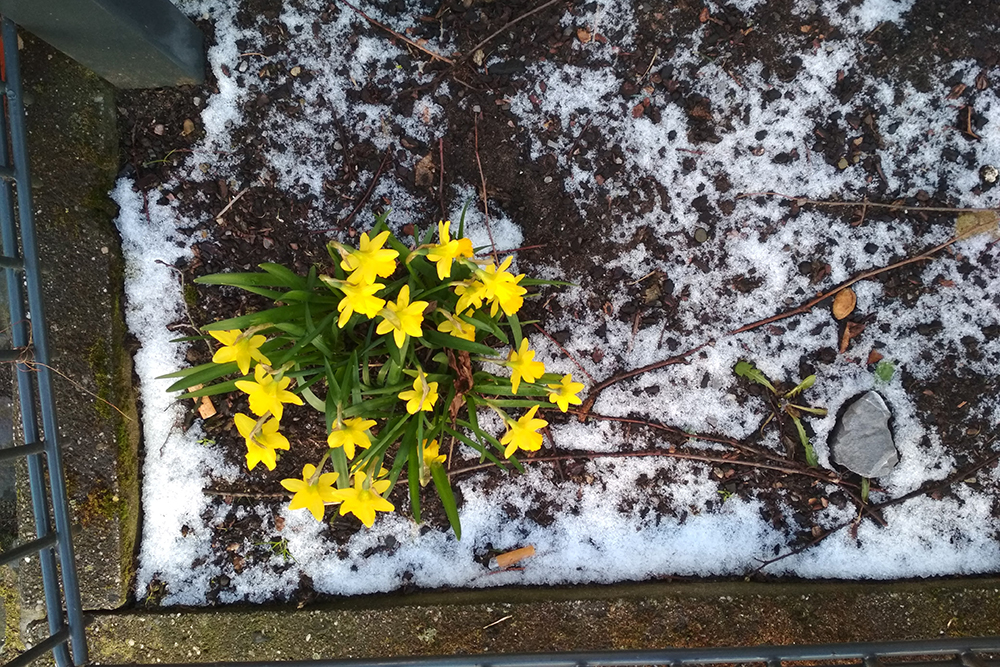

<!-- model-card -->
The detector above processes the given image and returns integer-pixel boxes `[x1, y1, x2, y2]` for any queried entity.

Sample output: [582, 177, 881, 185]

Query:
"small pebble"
[472, 105, 481, 113]
[694, 227, 708, 243]
[544, 176, 553, 183]
[980, 165, 998, 184]
[333, 141, 343, 150]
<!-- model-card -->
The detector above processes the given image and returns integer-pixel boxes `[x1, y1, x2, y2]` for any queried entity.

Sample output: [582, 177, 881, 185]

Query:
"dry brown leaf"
[699, 7, 710, 22]
[494, 545, 535, 569]
[576, 27, 591, 43]
[832, 287, 856, 320]
[198, 396, 217, 419]
[631, 102, 645, 118]
[414, 153, 436, 187]
[955, 210, 1000, 240]
[839, 321, 866, 353]
[867, 349, 884, 365]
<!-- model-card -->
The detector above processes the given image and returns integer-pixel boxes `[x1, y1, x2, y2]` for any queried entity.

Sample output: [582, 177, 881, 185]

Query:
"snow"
[115, 0, 1000, 604]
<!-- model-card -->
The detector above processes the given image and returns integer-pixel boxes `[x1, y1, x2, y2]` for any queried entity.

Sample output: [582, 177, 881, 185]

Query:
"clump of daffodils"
[165, 214, 581, 537]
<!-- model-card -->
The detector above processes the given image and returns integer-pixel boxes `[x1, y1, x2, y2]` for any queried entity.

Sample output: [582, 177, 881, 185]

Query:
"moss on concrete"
[0, 565, 24, 655]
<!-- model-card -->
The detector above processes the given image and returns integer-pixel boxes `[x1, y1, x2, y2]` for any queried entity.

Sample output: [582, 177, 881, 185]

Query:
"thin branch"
[578, 342, 712, 418]
[736, 191, 998, 214]
[751, 447, 1000, 574]
[204, 489, 289, 499]
[214, 186, 250, 223]
[474, 114, 499, 264]
[728, 235, 960, 336]
[312, 145, 393, 233]
[438, 137, 446, 220]
[336, 0, 455, 64]
[533, 323, 595, 383]
[458, 0, 563, 68]
[450, 447, 846, 483]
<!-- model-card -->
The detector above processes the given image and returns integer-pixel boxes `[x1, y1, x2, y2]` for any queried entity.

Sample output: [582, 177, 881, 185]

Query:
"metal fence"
[0, 10, 999, 667]
[0, 16, 87, 667]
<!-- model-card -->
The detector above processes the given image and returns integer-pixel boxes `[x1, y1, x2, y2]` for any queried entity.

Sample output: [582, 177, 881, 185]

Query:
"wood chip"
[493, 545, 535, 569]
[198, 396, 217, 419]
[181, 118, 195, 136]
[867, 349, 884, 365]
[832, 287, 856, 320]
[576, 28, 591, 43]
[699, 7, 710, 22]
[414, 153, 436, 187]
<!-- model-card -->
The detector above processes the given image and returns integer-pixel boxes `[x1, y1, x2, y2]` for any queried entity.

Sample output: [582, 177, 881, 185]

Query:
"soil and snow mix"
[115, 0, 1000, 604]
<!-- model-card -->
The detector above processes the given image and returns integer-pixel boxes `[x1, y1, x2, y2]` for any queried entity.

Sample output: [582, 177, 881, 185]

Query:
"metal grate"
[0, 15, 87, 667]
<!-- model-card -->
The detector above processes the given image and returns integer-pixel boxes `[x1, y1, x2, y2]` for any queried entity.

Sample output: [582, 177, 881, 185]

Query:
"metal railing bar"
[0, 164, 13, 181]
[0, 346, 28, 362]
[0, 531, 57, 566]
[110, 638, 1000, 667]
[1, 17, 85, 667]
[4, 627, 71, 667]
[0, 439, 44, 461]
[0, 253, 22, 269]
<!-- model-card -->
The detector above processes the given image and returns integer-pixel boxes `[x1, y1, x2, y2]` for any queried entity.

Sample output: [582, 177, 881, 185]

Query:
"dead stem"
[533, 323, 595, 382]
[581, 233, 962, 413]
[335, 0, 454, 64]
[728, 235, 960, 336]
[203, 489, 289, 499]
[438, 137, 446, 220]
[312, 145, 393, 233]
[751, 447, 1000, 574]
[449, 445, 850, 487]
[736, 191, 998, 214]
[474, 114, 499, 264]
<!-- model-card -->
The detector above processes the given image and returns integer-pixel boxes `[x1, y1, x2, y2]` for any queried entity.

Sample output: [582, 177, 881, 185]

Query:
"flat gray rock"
[831, 391, 898, 478]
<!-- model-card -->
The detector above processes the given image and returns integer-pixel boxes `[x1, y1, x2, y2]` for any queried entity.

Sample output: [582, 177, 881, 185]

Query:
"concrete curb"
[86, 578, 1000, 663]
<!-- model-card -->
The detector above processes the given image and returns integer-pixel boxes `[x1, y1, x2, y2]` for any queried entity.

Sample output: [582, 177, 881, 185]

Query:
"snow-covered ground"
[116, 0, 1000, 604]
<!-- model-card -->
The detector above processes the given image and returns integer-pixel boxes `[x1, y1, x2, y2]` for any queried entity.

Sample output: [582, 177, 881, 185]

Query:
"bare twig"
[728, 235, 960, 336]
[215, 186, 250, 222]
[438, 137, 446, 220]
[533, 323, 595, 382]
[459, 0, 563, 68]
[312, 145, 393, 233]
[736, 191, 998, 214]
[336, 0, 455, 64]
[204, 489, 289, 499]
[565, 117, 593, 160]
[578, 342, 712, 418]
[751, 447, 1000, 574]
[474, 114, 499, 264]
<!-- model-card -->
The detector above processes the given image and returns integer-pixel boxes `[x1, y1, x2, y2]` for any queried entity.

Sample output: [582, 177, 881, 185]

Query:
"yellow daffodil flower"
[333, 471, 394, 527]
[419, 438, 447, 487]
[398, 373, 439, 414]
[546, 374, 585, 413]
[500, 405, 548, 458]
[334, 280, 386, 328]
[234, 413, 289, 471]
[280, 463, 340, 521]
[209, 329, 271, 375]
[376, 284, 428, 347]
[234, 364, 303, 420]
[477, 256, 526, 316]
[437, 310, 476, 342]
[454, 278, 487, 312]
[340, 231, 398, 285]
[425, 220, 474, 280]
[327, 416, 376, 459]
[506, 338, 545, 394]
